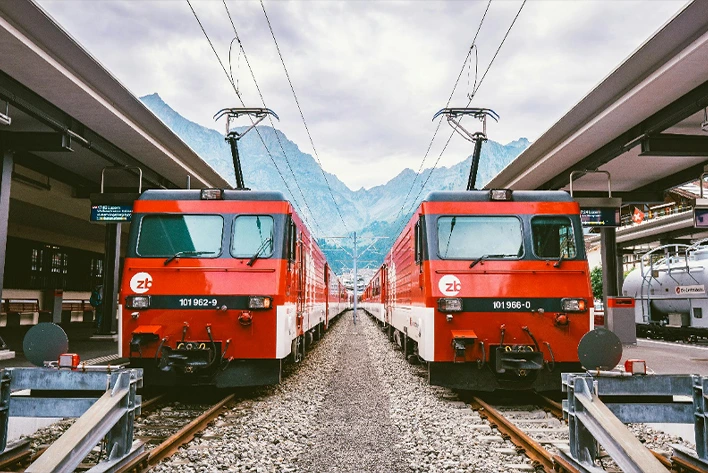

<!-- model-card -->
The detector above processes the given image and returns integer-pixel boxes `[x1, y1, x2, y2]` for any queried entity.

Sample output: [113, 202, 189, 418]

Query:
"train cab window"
[137, 215, 223, 257]
[531, 216, 576, 259]
[437, 216, 523, 259]
[231, 215, 274, 259]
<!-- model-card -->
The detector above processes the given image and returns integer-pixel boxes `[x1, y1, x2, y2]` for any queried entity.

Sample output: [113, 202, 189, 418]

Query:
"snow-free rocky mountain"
[141, 93, 529, 272]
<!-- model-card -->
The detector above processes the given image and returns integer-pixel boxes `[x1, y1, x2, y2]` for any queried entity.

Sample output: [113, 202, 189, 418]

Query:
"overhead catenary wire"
[259, 0, 351, 233]
[185, 0, 323, 236]
[220, 0, 324, 236]
[391, 0, 493, 228]
[391, 0, 527, 239]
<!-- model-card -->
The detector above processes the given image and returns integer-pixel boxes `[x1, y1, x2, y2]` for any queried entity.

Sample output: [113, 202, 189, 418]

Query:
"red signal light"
[59, 353, 80, 369]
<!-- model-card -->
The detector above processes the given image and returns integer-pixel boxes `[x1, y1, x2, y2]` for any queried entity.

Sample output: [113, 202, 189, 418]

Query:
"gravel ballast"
[10, 309, 702, 472]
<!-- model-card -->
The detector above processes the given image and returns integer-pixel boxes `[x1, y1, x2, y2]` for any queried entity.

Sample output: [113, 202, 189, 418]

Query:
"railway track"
[114, 393, 236, 472]
[470, 395, 579, 473]
[469, 393, 702, 473]
[0, 392, 236, 473]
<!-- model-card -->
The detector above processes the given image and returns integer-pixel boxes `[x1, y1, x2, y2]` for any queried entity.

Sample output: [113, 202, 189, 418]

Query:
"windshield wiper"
[164, 250, 215, 266]
[553, 254, 565, 268]
[469, 254, 508, 268]
[247, 237, 273, 267]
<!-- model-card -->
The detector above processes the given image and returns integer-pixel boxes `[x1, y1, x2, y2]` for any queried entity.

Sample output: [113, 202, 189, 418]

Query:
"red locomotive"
[361, 189, 591, 391]
[121, 189, 348, 387]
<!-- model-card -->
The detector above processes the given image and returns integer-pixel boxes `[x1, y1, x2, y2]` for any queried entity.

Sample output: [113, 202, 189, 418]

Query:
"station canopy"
[0, 0, 229, 195]
[487, 1, 708, 216]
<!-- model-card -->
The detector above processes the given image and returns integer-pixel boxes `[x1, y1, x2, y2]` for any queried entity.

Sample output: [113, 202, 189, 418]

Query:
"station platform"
[0, 336, 118, 369]
[621, 339, 708, 376]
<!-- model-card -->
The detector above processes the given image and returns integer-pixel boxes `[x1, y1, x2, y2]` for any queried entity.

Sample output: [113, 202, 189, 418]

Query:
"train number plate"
[178, 297, 219, 308]
[461, 298, 562, 313]
[491, 300, 532, 311]
[148, 295, 251, 310]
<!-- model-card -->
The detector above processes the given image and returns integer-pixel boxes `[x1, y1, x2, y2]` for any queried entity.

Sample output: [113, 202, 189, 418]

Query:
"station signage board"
[90, 204, 133, 222]
[574, 197, 622, 228]
[580, 208, 620, 227]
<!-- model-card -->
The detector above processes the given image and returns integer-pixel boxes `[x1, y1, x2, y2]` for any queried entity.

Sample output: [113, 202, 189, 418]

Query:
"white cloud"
[39, 0, 688, 190]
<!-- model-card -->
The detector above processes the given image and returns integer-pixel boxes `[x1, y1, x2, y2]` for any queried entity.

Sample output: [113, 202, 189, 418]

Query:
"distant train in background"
[122, 189, 349, 387]
[623, 240, 708, 340]
[361, 189, 593, 392]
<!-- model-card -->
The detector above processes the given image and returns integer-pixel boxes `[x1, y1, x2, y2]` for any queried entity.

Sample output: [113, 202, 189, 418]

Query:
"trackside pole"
[353, 232, 358, 324]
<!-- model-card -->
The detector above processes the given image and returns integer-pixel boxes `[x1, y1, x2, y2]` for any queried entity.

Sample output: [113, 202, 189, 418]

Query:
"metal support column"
[0, 150, 12, 298]
[601, 227, 619, 305]
[99, 223, 121, 334]
[352, 231, 358, 323]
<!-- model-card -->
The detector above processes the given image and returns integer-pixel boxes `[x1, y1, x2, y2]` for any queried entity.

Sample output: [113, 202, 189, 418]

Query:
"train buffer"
[562, 372, 708, 472]
[0, 364, 143, 473]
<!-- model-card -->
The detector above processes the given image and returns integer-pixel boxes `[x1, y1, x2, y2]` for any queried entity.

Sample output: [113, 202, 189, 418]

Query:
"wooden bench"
[0, 298, 50, 327]
[61, 299, 94, 324]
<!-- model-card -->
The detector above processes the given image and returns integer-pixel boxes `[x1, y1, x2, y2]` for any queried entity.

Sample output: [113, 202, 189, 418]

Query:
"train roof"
[423, 190, 574, 203]
[138, 189, 288, 201]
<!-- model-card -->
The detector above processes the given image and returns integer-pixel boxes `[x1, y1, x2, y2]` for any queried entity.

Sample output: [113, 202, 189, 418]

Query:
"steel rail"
[116, 394, 236, 472]
[471, 397, 580, 473]
[139, 393, 167, 414]
[0, 439, 31, 471]
[534, 393, 564, 419]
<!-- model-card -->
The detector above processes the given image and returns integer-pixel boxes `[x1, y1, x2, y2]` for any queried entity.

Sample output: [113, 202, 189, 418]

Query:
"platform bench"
[0, 299, 51, 327]
[61, 299, 94, 324]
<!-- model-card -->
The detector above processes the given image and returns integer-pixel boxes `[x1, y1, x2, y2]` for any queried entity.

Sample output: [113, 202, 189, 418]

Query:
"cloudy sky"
[39, 0, 688, 190]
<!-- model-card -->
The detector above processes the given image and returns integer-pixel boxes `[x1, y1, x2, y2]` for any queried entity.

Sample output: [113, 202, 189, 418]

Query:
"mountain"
[140, 93, 529, 273]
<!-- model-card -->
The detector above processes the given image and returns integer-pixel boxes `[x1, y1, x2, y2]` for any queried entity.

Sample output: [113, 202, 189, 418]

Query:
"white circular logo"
[438, 275, 462, 296]
[130, 272, 153, 294]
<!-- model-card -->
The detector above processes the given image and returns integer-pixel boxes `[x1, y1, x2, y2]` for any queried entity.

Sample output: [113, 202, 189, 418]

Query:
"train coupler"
[494, 346, 544, 374]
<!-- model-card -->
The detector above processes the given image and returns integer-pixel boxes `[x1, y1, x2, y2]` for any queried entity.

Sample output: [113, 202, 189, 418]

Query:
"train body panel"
[120, 189, 348, 387]
[362, 190, 592, 391]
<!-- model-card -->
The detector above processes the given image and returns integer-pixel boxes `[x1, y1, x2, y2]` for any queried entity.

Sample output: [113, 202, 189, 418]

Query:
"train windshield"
[231, 215, 274, 258]
[531, 216, 576, 259]
[137, 215, 223, 257]
[437, 216, 523, 259]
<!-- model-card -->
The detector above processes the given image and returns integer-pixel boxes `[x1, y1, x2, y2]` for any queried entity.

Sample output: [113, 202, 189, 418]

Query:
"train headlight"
[489, 189, 513, 201]
[438, 298, 463, 312]
[248, 296, 273, 310]
[126, 295, 150, 309]
[560, 298, 587, 312]
[200, 189, 224, 200]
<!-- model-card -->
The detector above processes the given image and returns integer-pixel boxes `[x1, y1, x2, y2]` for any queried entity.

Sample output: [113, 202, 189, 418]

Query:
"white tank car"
[622, 242, 708, 336]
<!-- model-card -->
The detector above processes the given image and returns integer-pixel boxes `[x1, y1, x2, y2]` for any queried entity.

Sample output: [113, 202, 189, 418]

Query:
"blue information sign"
[90, 204, 133, 222]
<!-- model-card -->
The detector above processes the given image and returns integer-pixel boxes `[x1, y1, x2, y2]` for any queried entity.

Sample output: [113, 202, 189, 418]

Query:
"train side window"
[695, 307, 703, 319]
[531, 216, 576, 259]
[415, 220, 422, 264]
[287, 218, 297, 263]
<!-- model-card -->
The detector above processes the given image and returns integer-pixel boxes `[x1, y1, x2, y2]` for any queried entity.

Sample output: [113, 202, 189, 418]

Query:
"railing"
[0, 366, 143, 473]
[562, 372, 707, 473]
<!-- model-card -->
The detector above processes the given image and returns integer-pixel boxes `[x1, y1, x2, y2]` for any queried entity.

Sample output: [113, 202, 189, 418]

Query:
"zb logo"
[438, 275, 462, 296]
[130, 272, 153, 294]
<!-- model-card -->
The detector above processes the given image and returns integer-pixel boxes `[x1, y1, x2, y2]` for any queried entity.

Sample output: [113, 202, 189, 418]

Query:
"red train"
[120, 189, 349, 387]
[361, 190, 592, 391]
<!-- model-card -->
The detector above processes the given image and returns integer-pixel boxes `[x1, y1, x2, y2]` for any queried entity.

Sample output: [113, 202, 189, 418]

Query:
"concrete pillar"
[0, 150, 13, 296]
[601, 227, 619, 305]
[99, 223, 121, 334]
